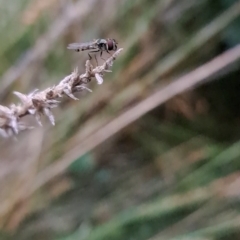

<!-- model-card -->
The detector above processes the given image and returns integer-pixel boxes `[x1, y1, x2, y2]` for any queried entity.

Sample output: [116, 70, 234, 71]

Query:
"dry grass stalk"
[0, 49, 123, 138]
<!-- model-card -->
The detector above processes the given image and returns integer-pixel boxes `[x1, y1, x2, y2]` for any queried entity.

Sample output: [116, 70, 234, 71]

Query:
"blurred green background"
[1, 0, 240, 239]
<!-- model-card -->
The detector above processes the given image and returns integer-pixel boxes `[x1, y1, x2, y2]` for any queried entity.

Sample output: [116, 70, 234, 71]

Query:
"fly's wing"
[67, 41, 98, 51]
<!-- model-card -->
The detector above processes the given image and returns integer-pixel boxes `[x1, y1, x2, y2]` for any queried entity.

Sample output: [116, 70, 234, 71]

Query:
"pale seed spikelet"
[0, 48, 123, 138]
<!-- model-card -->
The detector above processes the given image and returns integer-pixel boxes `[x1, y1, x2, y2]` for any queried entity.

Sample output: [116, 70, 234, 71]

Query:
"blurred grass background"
[1, 0, 240, 239]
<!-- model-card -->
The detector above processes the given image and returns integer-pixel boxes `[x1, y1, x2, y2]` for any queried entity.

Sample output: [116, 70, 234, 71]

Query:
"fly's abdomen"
[67, 42, 97, 51]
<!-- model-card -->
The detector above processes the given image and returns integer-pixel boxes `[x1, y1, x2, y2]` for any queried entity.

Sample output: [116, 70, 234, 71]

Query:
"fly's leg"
[88, 53, 92, 60]
[88, 50, 100, 65]
[106, 50, 113, 57]
[104, 50, 114, 61]
[100, 51, 106, 61]
[94, 55, 98, 66]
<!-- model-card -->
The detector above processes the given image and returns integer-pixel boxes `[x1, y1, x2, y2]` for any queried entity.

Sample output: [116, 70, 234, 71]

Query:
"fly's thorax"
[96, 39, 107, 51]
[97, 39, 108, 44]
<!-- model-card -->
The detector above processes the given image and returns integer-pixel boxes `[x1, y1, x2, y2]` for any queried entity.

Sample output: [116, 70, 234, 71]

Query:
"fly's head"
[97, 38, 118, 52]
[107, 39, 118, 51]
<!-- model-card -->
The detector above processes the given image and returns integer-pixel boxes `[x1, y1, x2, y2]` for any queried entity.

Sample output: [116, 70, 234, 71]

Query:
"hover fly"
[67, 38, 118, 61]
